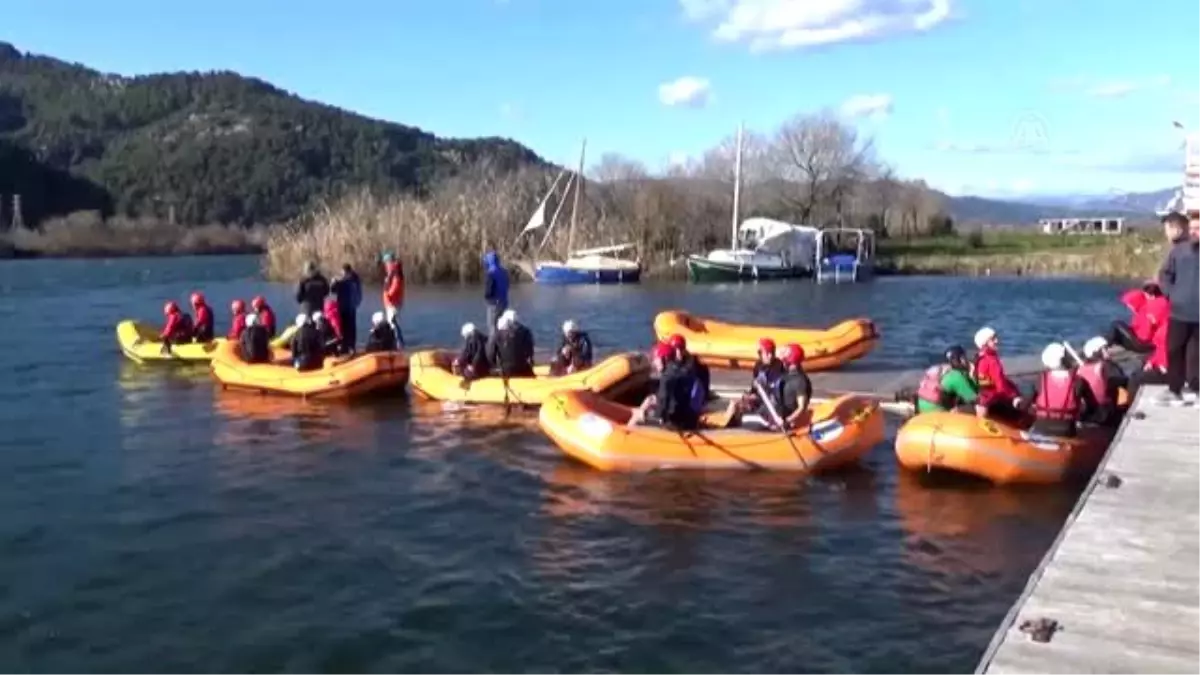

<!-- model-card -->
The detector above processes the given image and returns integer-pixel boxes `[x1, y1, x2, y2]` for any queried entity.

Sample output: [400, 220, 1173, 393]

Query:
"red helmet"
[666, 334, 687, 351]
[189, 292, 205, 307]
[163, 301, 179, 316]
[651, 342, 674, 362]
[758, 337, 776, 355]
[251, 295, 267, 310]
[781, 343, 805, 365]
[231, 299, 245, 314]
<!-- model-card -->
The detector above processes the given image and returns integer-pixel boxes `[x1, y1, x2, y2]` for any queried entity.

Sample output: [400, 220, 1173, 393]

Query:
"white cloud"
[1010, 178, 1035, 193]
[1052, 74, 1173, 99]
[840, 93, 893, 121]
[658, 76, 713, 108]
[680, 0, 953, 52]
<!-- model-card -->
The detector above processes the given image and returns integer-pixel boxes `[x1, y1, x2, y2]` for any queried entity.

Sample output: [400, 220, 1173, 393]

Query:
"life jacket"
[916, 364, 949, 404]
[1034, 370, 1080, 421]
[1077, 361, 1109, 406]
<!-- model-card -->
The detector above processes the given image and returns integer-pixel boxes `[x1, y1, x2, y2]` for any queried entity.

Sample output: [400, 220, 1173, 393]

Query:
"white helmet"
[1083, 336, 1108, 359]
[1041, 342, 1067, 370]
[245, 313, 258, 327]
[311, 311, 324, 323]
[295, 313, 310, 327]
[974, 326, 997, 349]
[371, 311, 385, 325]
[461, 322, 476, 338]
[562, 319, 578, 335]
[500, 309, 517, 324]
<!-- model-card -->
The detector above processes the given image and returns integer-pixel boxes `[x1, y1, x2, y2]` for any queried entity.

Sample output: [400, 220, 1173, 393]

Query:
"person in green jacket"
[914, 345, 980, 413]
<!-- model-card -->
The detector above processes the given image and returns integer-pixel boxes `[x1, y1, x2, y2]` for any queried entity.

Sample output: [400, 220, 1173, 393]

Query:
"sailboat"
[518, 140, 642, 285]
[685, 123, 819, 283]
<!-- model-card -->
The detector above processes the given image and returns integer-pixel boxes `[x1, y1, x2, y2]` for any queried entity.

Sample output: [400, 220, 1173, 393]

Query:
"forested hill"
[0, 41, 546, 226]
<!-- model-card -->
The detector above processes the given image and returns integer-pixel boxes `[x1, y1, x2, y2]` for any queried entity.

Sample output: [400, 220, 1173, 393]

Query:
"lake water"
[0, 255, 1131, 672]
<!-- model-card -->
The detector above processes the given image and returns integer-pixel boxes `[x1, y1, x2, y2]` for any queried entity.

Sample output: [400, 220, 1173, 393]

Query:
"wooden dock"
[976, 385, 1200, 674]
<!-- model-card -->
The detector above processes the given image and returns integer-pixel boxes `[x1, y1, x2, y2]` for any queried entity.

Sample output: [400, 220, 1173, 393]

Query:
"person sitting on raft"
[239, 313, 272, 364]
[665, 333, 711, 401]
[628, 342, 701, 431]
[190, 292, 215, 343]
[364, 312, 398, 353]
[973, 326, 1023, 423]
[453, 322, 492, 380]
[160, 301, 194, 348]
[1107, 281, 1168, 355]
[1077, 337, 1128, 427]
[312, 310, 342, 357]
[736, 338, 785, 416]
[251, 296, 277, 338]
[550, 320, 594, 376]
[914, 345, 980, 414]
[289, 314, 325, 372]
[488, 310, 536, 378]
[228, 299, 248, 340]
[771, 343, 814, 429]
[322, 297, 349, 354]
[1027, 343, 1097, 438]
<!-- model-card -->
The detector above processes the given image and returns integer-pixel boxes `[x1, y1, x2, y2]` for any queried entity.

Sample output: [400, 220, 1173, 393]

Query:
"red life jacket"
[916, 364, 948, 404]
[1034, 370, 1080, 421]
[1077, 361, 1109, 406]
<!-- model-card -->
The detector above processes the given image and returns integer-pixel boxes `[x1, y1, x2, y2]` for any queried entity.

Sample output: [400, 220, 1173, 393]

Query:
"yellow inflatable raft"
[408, 350, 652, 406]
[652, 310, 878, 372]
[210, 341, 409, 399]
[116, 320, 294, 364]
[538, 390, 886, 472]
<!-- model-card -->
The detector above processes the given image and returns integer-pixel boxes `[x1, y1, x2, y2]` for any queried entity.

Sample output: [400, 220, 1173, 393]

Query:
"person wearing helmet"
[1028, 342, 1096, 437]
[549, 320, 594, 376]
[190, 292, 214, 343]
[289, 313, 324, 371]
[364, 311, 398, 353]
[322, 297, 347, 354]
[666, 333, 711, 403]
[251, 296, 277, 338]
[311, 311, 340, 356]
[628, 341, 700, 431]
[1077, 337, 1128, 426]
[734, 338, 785, 418]
[295, 261, 330, 314]
[488, 310, 535, 378]
[914, 345, 979, 414]
[227, 299, 248, 340]
[453, 322, 492, 380]
[238, 313, 272, 364]
[1108, 280, 1168, 355]
[159, 301, 195, 349]
[972, 326, 1023, 423]
[772, 343, 813, 428]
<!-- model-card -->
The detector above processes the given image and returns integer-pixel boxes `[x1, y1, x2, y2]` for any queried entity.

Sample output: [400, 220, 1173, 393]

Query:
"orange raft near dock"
[893, 411, 1116, 485]
[652, 310, 878, 372]
[538, 390, 886, 472]
[210, 341, 410, 399]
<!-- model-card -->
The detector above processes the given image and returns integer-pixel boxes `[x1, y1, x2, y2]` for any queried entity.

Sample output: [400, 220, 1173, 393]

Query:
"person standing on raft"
[914, 345, 980, 414]
[549, 320, 593, 376]
[331, 263, 362, 352]
[1077, 337, 1128, 427]
[295, 261, 330, 315]
[380, 253, 406, 347]
[482, 249, 509, 334]
[972, 326, 1023, 423]
[628, 342, 701, 431]
[1026, 343, 1096, 438]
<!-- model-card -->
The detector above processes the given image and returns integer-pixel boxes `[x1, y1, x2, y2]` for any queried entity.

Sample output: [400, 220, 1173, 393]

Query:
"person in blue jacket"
[483, 249, 509, 333]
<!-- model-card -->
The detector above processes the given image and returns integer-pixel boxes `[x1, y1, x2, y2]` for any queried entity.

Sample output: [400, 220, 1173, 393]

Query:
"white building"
[1039, 217, 1125, 235]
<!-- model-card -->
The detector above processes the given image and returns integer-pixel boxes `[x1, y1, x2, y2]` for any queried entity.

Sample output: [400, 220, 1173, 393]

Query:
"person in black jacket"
[295, 261, 330, 314]
[453, 322, 491, 380]
[330, 263, 362, 352]
[364, 311, 398, 353]
[289, 314, 325, 371]
[238, 313, 272, 364]
[549, 319, 594, 375]
[487, 310, 535, 378]
[628, 342, 700, 431]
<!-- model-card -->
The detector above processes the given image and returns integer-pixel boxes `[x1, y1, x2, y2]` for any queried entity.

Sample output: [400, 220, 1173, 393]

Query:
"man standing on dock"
[1157, 212, 1199, 405]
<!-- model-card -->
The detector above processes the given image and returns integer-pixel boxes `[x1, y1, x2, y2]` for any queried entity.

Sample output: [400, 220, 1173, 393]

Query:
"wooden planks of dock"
[976, 385, 1200, 674]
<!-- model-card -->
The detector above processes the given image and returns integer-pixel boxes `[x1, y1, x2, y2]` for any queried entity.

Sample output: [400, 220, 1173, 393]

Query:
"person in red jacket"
[190, 292, 214, 343]
[227, 299, 248, 340]
[1028, 343, 1096, 438]
[251, 296, 277, 338]
[972, 326, 1023, 422]
[1107, 281, 1168, 354]
[321, 297, 346, 354]
[160, 301, 194, 347]
[381, 251, 406, 346]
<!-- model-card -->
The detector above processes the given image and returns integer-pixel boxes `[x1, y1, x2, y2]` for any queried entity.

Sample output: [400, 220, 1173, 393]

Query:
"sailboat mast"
[567, 138, 586, 255]
[731, 122, 744, 248]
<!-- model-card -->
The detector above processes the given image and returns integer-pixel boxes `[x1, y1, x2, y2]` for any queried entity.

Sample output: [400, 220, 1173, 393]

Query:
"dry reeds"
[1, 210, 264, 257]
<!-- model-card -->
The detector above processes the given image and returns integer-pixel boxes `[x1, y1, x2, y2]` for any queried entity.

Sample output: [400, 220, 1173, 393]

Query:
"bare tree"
[589, 153, 649, 183]
[764, 111, 876, 225]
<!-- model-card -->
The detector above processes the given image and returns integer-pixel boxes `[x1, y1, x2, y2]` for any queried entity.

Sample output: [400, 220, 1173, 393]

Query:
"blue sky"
[4, 0, 1198, 197]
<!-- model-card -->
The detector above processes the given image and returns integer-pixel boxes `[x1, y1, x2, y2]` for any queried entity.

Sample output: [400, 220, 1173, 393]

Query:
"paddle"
[752, 378, 809, 470]
[1060, 340, 1084, 368]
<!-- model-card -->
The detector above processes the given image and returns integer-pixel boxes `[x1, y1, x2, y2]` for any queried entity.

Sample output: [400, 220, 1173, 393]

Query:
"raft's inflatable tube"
[210, 341, 409, 399]
[408, 350, 652, 406]
[538, 390, 886, 472]
[117, 319, 293, 364]
[894, 411, 1116, 485]
[652, 310, 878, 372]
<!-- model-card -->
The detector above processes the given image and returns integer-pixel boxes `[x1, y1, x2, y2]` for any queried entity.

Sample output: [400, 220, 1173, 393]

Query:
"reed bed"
[1, 211, 264, 258]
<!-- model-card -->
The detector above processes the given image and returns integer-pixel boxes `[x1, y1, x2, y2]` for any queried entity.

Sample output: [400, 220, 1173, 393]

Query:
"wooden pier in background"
[976, 385, 1199, 674]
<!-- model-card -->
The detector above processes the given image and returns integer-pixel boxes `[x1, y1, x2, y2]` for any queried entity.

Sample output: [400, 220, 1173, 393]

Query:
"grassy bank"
[878, 230, 1164, 279]
[0, 211, 264, 259]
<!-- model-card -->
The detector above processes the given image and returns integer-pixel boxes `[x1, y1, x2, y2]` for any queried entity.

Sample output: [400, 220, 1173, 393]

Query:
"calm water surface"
[0, 256, 1130, 672]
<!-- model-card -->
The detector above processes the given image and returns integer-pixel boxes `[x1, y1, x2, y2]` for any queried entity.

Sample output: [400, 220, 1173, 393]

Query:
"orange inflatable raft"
[894, 412, 1116, 485]
[652, 310, 878, 372]
[210, 341, 409, 399]
[538, 389, 886, 472]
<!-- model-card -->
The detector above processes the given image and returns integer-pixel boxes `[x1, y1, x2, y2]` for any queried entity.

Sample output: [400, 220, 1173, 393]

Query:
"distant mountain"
[1019, 188, 1176, 215]
[939, 188, 1174, 225]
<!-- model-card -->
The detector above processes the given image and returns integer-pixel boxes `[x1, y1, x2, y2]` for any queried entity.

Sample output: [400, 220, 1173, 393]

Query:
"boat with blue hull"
[815, 228, 876, 283]
[534, 245, 642, 284]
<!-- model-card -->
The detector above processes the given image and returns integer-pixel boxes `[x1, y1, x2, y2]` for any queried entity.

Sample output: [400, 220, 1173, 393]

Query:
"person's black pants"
[1106, 320, 1154, 353]
[1128, 367, 1168, 400]
[338, 308, 357, 353]
[1165, 319, 1199, 395]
